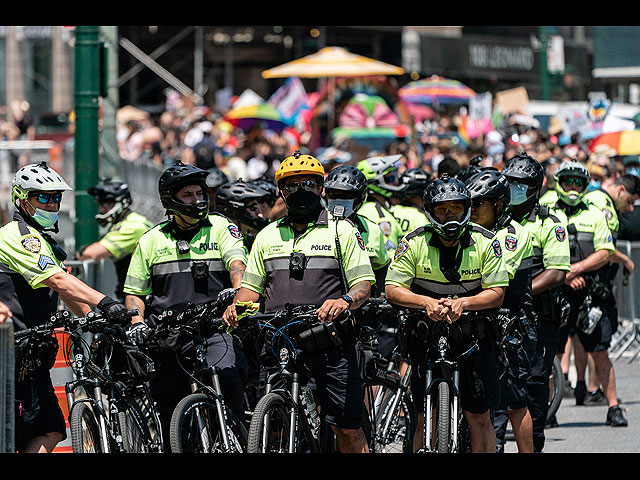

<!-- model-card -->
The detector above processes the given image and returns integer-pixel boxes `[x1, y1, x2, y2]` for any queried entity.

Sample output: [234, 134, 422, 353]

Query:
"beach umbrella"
[399, 75, 476, 106]
[224, 103, 285, 132]
[588, 130, 640, 155]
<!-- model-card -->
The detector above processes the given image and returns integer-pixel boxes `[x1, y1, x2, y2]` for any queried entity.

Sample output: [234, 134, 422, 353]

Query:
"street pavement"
[504, 343, 640, 453]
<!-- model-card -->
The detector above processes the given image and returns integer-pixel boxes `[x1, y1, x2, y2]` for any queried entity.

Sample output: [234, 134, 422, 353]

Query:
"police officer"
[78, 178, 153, 301]
[223, 151, 376, 453]
[323, 165, 389, 293]
[356, 154, 404, 254]
[0, 162, 129, 453]
[502, 153, 571, 452]
[577, 174, 640, 410]
[389, 167, 431, 235]
[465, 168, 536, 453]
[214, 180, 272, 250]
[385, 174, 509, 453]
[123, 161, 249, 449]
[547, 160, 627, 427]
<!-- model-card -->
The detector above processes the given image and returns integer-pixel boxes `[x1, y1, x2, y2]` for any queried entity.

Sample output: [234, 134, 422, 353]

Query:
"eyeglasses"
[433, 202, 465, 216]
[30, 192, 63, 204]
[280, 180, 321, 194]
[561, 177, 586, 187]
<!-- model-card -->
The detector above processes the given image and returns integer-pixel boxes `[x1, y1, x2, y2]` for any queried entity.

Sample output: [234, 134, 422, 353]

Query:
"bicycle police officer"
[385, 174, 509, 453]
[0, 162, 130, 453]
[356, 154, 404, 254]
[123, 161, 250, 449]
[551, 161, 627, 427]
[389, 167, 432, 235]
[465, 168, 536, 453]
[223, 151, 376, 453]
[501, 153, 571, 452]
[78, 178, 153, 301]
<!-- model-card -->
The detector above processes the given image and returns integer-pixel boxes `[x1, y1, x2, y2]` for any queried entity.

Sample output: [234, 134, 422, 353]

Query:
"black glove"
[126, 322, 152, 346]
[97, 296, 130, 323]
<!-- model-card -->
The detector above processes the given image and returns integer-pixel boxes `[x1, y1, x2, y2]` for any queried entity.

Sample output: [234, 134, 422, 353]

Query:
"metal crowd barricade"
[611, 240, 640, 362]
[0, 321, 14, 453]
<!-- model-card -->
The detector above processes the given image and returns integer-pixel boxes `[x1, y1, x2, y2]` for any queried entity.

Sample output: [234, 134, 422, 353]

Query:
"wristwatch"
[341, 294, 353, 307]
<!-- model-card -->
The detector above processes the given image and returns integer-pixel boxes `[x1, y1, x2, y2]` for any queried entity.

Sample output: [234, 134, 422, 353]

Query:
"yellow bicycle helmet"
[275, 150, 325, 184]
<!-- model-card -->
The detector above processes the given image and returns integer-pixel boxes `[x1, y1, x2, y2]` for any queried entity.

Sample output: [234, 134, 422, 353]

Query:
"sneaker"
[574, 382, 587, 405]
[584, 388, 608, 406]
[606, 406, 628, 427]
[564, 380, 574, 396]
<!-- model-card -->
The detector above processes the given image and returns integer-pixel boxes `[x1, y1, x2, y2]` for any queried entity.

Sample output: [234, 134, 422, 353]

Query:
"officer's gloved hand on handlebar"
[126, 322, 152, 346]
[97, 295, 131, 323]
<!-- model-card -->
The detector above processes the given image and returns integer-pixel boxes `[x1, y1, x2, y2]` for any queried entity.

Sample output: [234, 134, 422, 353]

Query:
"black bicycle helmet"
[501, 153, 544, 190]
[215, 181, 271, 231]
[399, 168, 433, 199]
[324, 165, 369, 217]
[464, 168, 511, 227]
[423, 174, 471, 241]
[248, 177, 277, 206]
[205, 167, 229, 189]
[158, 161, 210, 220]
[87, 177, 133, 226]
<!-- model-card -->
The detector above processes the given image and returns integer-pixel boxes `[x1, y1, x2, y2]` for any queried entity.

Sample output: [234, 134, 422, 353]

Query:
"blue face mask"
[32, 208, 59, 228]
[588, 180, 601, 191]
[627, 167, 640, 177]
[510, 182, 529, 205]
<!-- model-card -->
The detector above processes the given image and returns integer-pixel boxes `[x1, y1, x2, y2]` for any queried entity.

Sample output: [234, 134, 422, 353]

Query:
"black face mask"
[285, 189, 324, 224]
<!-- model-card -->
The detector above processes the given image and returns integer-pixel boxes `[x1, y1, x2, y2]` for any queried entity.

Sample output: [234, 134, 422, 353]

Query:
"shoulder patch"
[554, 226, 566, 242]
[355, 231, 365, 250]
[602, 208, 613, 221]
[504, 235, 518, 251]
[21, 235, 41, 254]
[394, 239, 410, 260]
[228, 224, 243, 239]
[491, 238, 502, 258]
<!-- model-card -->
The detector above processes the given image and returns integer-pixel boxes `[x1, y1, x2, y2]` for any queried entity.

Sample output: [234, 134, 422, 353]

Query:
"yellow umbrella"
[262, 46, 404, 78]
[262, 47, 404, 132]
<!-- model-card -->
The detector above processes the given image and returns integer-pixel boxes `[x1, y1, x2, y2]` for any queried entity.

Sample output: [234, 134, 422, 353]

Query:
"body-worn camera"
[191, 261, 209, 280]
[289, 251, 307, 272]
[176, 240, 191, 255]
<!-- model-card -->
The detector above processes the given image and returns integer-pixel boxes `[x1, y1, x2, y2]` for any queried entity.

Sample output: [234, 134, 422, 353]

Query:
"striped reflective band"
[151, 258, 226, 275]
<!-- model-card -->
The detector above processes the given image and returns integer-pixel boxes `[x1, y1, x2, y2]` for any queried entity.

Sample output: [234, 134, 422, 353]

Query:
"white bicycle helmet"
[12, 162, 72, 204]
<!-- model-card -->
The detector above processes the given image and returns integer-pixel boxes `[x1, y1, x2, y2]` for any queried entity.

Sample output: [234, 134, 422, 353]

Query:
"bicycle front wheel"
[372, 389, 416, 453]
[170, 393, 244, 453]
[247, 392, 296, 453]
[70, 402, 104, 453]
[436, 382, 451, 453]
[547, 355, 565, 422]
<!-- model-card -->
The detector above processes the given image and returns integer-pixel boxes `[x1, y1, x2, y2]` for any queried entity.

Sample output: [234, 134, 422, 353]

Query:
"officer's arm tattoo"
[229, 260, 246, 288]
[346, 281, 371, 309]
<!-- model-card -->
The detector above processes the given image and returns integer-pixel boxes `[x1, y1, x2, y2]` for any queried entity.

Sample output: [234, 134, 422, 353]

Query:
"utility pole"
[539, 26, 550, 101]
[74, 26, 100, 249]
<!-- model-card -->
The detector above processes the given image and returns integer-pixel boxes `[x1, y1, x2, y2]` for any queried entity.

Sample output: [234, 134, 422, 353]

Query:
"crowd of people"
[2, 89, 640, 454]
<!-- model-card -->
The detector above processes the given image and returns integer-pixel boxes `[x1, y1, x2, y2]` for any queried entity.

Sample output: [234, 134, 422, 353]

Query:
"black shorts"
[558, 289, 614, 354]
[298, 345, 364, 429]
[14, 367, 67, 452]
[410, 337, 500, 415]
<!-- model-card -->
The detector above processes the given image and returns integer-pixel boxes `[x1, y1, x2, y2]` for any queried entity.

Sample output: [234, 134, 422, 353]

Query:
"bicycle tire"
[436, 382, 450, 453]
[547, 356, 565, 422]
[247, 392, 296, 453]
[372, 389, 416, 453]
[118, 401, 158, 453]
[169, 393, 244, 453]
[70, 402, 104, 453]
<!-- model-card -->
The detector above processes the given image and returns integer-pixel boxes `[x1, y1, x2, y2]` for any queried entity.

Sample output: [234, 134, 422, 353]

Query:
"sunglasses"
[561, 177, 586, 187]
[383, 171, 398, 184]
[30, 192, 63, 204]
[246, 202, 260, 212]
[280, 180, 321, 194]
[433, 202, 465, 216]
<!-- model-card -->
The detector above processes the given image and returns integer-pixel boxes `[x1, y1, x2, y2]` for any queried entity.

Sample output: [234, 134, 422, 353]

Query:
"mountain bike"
[357, 299, 417, 453]
[147, 294, 248, 453]
[547, 356, 564, 422]
[61, 309, 163, 453]
[245, 304, 358, 453]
